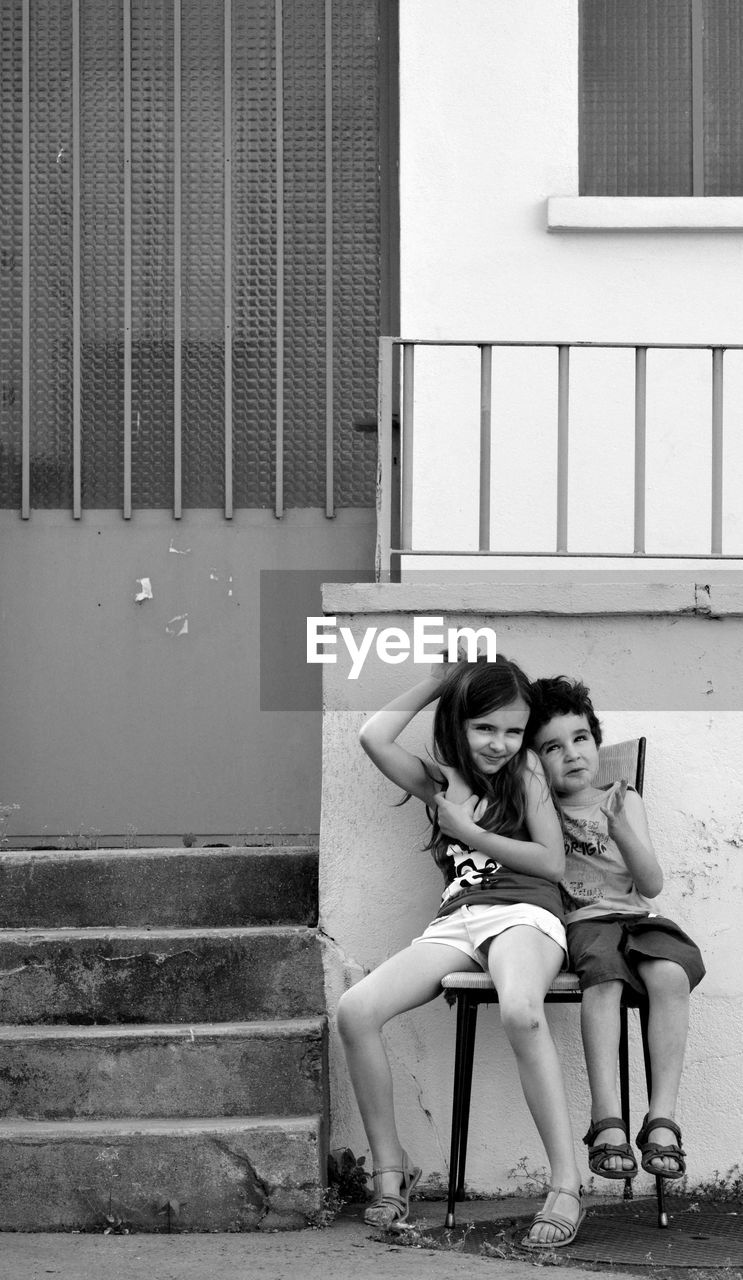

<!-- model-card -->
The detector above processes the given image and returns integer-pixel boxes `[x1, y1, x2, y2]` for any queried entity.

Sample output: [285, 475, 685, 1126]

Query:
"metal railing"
[376, 337, 742, 578]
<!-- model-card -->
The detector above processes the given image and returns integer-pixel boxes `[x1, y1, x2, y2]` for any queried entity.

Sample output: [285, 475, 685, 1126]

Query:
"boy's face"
[532, 712, 599, 798]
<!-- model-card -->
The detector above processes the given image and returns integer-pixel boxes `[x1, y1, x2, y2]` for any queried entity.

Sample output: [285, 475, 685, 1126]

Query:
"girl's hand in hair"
[429, 640, 487, 681]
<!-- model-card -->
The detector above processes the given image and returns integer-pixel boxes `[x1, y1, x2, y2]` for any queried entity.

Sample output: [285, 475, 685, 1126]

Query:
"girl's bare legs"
[487, 926, 581, 1246]
[337, 941, 478, 1203]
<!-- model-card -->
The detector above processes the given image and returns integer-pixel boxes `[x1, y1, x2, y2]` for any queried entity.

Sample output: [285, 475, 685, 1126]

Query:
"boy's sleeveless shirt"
[435, 798, 563, 921]
[559, 788, 656, 923]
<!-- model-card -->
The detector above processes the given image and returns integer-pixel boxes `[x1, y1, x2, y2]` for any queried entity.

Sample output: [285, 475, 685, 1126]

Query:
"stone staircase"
[0, 845, 327, 1231]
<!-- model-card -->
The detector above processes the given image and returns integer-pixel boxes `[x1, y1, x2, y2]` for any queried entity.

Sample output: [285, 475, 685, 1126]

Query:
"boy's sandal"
[520, 1185, 585, 1251]
[635, 1114, 687, 1179]
[583, 1115, 639, 1180]
[363, 1150, 422, 1230]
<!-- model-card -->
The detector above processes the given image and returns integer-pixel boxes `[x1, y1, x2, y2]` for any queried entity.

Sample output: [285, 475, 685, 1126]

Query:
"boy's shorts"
[566, 913, 705, 995]
[411, 902, 568, 972]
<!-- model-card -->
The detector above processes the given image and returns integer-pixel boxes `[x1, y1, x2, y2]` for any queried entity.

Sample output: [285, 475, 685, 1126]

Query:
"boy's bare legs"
[581, 961, 691, 1176]
[337, 942, 478, 1203]
[580, 980, 636, 1174]
[635, 957, 690, 1174]
[487, 927, 582, 1245]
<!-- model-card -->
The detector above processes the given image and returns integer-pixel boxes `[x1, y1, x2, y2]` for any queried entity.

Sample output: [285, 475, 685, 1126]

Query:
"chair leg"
[446, 994, 479, 1229]
[637, 1001, 668, 1229]
[618, 1003, 633, 1201]
[456, 1000, 479, 1198]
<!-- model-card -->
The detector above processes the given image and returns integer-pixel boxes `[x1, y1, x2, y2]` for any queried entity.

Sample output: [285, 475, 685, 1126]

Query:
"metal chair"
[440, 737, 670, 1231]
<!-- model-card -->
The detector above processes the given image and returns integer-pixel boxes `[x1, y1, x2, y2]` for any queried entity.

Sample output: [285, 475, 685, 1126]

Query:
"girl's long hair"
[425, 654, 533, 875]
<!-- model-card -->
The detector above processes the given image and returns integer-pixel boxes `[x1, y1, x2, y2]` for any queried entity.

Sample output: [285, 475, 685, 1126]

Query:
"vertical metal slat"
[224, 0, 233, 519]
[401, 343, 414, 551]
[376, 337, 394, 580]
[691, 0, 705, 196]
[72, 0, 81, 518]
[711, 347, 724, 554]
[478, 345, 492, 551]
[324, 0, 334, 518]
[274, 0, 284, 519]
[556, 345, 570, 552]
[173, 0, 182, 518]
[123, 0, 133, 519]
[634, 346, 647, 554]
[21, 0, 30, 519]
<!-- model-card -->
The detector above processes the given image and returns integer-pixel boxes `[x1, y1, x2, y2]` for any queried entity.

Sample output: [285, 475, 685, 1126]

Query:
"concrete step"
[0, 927, 324, 1024]
[0, 1018, 327, 1120]
[0, 1114, 324, 1231]
[0, 847, 318, 928]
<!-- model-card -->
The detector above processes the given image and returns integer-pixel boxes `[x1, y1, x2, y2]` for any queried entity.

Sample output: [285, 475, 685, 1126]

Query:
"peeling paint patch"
[134, 577, 153, 603]
[165, 614, 189, 637]
[169, 540, 191, 555]
[695, 583, 712, 615]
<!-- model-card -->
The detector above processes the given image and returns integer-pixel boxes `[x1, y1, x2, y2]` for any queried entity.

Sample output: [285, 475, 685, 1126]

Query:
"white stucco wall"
[320, 580, 743, 1196]
[397, 0, 743, 558]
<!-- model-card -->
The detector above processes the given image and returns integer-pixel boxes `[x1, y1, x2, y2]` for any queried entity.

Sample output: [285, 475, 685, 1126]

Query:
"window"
[580, 0, 743, 196]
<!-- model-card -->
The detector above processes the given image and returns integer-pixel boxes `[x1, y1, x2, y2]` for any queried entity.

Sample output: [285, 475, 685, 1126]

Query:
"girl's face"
[463, 695, 530, 775]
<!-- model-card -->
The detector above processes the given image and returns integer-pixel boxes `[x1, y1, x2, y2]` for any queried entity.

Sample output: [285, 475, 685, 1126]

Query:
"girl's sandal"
[635, 1114, 687, 1179]
[363, 1150, 422, 1231]
[520, 1186, 585, 1251]
[583, 1115, 639, 1180]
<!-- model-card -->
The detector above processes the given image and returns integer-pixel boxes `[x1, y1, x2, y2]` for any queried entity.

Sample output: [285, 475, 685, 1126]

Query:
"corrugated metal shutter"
[0, 0, 381, 513]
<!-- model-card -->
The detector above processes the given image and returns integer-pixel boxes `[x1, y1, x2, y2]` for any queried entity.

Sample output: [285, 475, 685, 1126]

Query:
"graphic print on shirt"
[440, 842, 502, 906]
[561, 812, 608, 909]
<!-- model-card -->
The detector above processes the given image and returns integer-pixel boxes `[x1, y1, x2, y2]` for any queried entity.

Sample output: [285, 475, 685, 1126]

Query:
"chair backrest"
[595, 737, 646, 796]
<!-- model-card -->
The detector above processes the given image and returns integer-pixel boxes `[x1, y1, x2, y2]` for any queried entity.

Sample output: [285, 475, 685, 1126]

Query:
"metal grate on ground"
[428, 1198, 743, 1269]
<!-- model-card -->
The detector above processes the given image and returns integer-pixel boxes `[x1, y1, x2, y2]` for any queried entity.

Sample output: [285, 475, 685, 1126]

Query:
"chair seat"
[441, 969, 581, 995]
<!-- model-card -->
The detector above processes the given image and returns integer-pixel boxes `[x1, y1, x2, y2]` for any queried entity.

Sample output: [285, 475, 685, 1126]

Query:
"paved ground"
[0, 1195, 637, 1280]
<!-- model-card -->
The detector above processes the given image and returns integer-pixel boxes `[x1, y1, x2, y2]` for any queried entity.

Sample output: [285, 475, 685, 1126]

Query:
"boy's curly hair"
[527, 675, 603, 747]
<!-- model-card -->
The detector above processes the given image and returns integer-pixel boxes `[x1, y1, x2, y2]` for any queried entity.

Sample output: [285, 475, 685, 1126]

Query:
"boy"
[528, 676, 705, 1183]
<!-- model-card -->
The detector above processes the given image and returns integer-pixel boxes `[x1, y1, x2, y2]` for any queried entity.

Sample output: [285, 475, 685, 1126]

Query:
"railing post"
[401, 342, 415, 553]
[634, 347, 647, 554]
[556, 345, 570, 552]
[376, 337, 394, 580]
[711, 347, 724, 554]
[479, 345, 492, 551]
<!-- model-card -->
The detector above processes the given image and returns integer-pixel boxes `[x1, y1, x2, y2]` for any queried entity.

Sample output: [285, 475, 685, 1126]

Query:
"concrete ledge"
[547, 195, 743, 230]
[0, 1115, 324, 1231]
[0, 1018, 327, 1121]
[0, 927, 325, 1024]
[0, 848, 319, 929]
[322, 579, 743, 616]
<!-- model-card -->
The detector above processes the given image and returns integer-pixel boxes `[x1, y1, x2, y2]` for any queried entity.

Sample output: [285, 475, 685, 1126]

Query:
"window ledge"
[547, 196, 743, 231]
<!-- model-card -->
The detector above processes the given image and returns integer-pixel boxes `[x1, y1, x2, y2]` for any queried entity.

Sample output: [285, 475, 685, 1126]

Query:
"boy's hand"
[433, 791, 480, 841]
[600, 780, 629, 827]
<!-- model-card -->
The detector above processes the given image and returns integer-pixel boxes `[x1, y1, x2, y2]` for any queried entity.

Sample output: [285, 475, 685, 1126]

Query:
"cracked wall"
[319, 581, 743, 1196]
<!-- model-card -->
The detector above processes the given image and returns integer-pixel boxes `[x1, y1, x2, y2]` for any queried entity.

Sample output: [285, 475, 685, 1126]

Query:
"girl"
[336, 654, 583, 1249]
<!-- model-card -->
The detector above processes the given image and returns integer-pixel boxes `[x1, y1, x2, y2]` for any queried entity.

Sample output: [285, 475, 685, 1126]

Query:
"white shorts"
[411, 902, 568, 971]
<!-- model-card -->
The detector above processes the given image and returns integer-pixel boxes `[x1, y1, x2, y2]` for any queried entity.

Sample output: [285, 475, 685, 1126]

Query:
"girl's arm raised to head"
[433, 752, 565, 881]
[358, 670, 449, 806]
